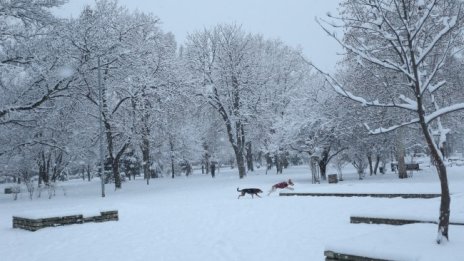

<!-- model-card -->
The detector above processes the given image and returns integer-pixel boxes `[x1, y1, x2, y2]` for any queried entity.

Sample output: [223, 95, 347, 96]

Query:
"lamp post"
[98, 57, 105, 197]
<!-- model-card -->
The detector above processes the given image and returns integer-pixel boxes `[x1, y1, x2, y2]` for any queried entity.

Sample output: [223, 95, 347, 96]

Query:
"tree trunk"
[87, 164, 91, 181]
[170, 138, 175, 179]
[141, 136, 151, 184]
[113, 143, 129, 189]
[111, 158, 122, 188]
[235, 149, 246, 179]
[436, 161, 450, 243]
[412, 42, 450, 241]
[265, 153, 273, 174]
[214, 90, 246, 178]
[275, 153, 282, 174]
[51, 151, 63, 183]
[420, 120, 450, 243]
[397, 148, 407, 179]
[221, 114, 246, 178]
[367, 153, 373, 176]
[205, 158, 210, 174]
[310, 155, 320, 184]
[396, 133, 407, 179]
[104, 121, 120, 189]
[318, 147, 331, 180]
[37, 151, 50, 187]
[202, 143, 210, 174]
[373, 155, 380, 175]
[246, 141, 254, 172]
[319, 162, 327, 180]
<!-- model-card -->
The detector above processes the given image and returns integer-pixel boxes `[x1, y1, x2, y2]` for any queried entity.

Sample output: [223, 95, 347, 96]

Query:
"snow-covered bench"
[391, 162, 420, 171]
[12, 210, 118, 231]
[279, 192, 440, 198]
[324, 250, 390, 261]
[350, 215, 464, 226]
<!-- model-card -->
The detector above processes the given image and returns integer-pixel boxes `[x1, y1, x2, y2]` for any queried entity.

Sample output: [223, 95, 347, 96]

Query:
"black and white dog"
[237, 187, 263, 199]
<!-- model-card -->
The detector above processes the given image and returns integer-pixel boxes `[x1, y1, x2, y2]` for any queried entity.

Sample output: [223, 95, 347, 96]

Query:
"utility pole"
[98, 57, 106, 197]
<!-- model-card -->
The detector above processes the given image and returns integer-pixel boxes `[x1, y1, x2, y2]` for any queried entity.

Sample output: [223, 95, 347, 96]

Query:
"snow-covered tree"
[120, 15, 179, 184]
[317, 0, 464, 243]
[278, 74, 347, 180]
[185, 24, 263, 179]
[63, 0, 176, 188]
[0, 0, 74, 122]
[185, 25, 310, 178]
[0, 0, 83, 185]
[249, 39, 311, 175]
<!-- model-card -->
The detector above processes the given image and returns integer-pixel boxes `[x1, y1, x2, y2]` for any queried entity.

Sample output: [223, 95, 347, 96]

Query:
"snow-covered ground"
[1, 164, 463, 261]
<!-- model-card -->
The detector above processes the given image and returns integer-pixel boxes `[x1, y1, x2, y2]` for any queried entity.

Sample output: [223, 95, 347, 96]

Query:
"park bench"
[324, 250, 390, 261]
[4, 187, 20, 194]
[279, 192, 440, 198]
[350, 215, 464, 226]
[391, 162, 420, 171]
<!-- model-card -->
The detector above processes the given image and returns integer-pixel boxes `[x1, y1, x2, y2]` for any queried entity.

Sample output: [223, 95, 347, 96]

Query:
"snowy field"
[1, 164, 464, 261]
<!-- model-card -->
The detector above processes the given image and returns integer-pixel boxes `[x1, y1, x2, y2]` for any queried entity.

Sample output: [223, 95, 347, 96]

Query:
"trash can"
[328, 174, 338, 184]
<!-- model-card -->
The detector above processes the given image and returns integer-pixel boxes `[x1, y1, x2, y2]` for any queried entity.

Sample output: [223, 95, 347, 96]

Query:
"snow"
[1, 164, 464, 261]
[57, 66, 74, 78]
[326, 224, 464, 261]
[425, 103, 464, 124]
[365, 118, 420, 134]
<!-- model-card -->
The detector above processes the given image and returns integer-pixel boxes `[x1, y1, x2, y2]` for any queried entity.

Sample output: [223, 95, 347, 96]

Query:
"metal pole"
[98, 57, 105, 197]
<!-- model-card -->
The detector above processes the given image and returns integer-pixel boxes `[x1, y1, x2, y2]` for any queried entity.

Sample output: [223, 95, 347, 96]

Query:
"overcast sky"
[54, 0, 343, 72]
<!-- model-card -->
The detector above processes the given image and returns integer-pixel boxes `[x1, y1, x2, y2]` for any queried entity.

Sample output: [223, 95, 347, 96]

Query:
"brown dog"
[237, 188, 263, 199]
[268, 179, 294, 195]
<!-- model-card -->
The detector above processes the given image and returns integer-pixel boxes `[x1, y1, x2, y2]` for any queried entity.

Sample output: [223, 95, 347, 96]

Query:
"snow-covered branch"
[362, 102, 464, 135]
[416, 15, 458, 66]
[316, 18, 415, 80]
[312, 65, 417, 112]
[363, 118, 420, 135]
[428, 80, 447, 94]
[425, 103, 464, 124]
[409, 0, 438, 41]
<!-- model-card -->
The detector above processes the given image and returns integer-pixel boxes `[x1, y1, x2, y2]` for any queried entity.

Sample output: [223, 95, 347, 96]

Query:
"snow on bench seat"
[324, 223, 464, 261]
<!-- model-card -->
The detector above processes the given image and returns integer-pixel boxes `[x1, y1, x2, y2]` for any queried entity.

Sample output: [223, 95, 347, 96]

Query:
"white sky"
[54, 0, 343, 72]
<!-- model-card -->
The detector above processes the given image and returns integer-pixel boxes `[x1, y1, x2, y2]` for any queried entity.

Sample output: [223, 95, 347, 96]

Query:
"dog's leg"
[267, 187, 275, 196]
[238, 192, 244, 199]
[255, 193, 261, 198]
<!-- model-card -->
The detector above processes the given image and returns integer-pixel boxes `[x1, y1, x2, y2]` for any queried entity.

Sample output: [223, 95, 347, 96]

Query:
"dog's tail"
[237, 187, 241, 192]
